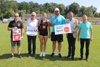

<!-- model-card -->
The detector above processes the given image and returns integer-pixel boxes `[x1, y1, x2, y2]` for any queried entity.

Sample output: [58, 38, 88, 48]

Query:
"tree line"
[0, 0, 100, 20]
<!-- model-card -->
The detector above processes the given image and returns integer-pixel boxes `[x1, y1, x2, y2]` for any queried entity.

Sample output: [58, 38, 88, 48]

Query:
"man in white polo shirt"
[26, 12, 38, 57]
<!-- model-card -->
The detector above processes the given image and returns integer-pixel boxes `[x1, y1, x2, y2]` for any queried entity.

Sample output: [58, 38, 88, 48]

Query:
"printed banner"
[55, 24, 72, 35]
[13, 29, 21, 41]
[26, 26, 38, 36]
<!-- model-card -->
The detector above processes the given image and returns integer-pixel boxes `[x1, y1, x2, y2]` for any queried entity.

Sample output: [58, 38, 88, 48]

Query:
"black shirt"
[8, 20, 24, 38]
[39, 20, 48, 35]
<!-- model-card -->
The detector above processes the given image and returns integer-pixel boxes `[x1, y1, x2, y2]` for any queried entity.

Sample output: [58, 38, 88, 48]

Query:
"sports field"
[0, 24, 100, 67]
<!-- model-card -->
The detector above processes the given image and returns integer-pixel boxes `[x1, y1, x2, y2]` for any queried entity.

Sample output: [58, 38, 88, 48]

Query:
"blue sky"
[17, 0, 100, 12]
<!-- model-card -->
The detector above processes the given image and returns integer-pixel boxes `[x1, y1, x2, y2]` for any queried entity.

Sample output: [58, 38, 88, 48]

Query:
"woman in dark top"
[38, 13, 50, 57]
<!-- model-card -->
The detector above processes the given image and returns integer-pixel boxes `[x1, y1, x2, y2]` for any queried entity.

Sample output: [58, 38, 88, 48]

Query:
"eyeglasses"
[31, 15, 35, 16]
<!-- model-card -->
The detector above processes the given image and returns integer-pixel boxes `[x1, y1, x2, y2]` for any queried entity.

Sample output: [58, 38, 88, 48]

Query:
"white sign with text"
[26, 26, 38, 36]
[55, 24, 72, 35]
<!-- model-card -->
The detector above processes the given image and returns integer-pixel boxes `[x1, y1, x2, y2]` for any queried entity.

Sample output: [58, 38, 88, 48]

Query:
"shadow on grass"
[0, 53, 28, 59]
[35, 54, 80, 61]
[0, 54, 11, 59]
[0, 53, 81, 61]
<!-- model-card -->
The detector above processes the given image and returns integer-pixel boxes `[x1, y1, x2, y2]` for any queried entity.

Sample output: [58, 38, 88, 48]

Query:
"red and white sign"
[12, 29, 21, 41]
[55, 24, 72, 35]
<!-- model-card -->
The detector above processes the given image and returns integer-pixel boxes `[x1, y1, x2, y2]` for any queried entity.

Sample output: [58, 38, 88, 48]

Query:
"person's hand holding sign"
[72, 30, 75, 33]
[21, 35, 23, 39]
[14, 27, 18, 30]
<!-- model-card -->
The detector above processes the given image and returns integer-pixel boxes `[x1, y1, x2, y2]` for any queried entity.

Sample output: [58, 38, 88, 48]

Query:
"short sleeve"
[8, 22, 12, 28]
[50, 17, 53, 24]
[62, 16, 66, 24]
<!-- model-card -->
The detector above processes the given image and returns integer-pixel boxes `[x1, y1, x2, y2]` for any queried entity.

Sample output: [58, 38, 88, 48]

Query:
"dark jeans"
[80, 38, 90, 59]
[27, 35, 36, 55]
[67, 34, 76, 58]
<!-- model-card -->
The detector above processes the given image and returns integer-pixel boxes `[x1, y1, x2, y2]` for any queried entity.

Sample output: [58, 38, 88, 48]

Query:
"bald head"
[54, 8, 60, 16]
[82, 15, 88, 22]
[68, 11, 74, 20]
[14, 13, 19, 16]
[14, 13, 19, 20]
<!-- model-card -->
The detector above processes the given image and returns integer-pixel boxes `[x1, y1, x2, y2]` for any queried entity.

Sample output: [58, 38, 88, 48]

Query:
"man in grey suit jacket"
[66, 11, 79, 60]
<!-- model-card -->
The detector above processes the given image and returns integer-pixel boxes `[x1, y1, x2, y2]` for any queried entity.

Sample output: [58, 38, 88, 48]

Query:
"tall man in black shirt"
[8, 13, 24, 60]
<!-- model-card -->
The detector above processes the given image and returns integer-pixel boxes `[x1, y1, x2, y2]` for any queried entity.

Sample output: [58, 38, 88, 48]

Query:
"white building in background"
[3, 0, 16, 1]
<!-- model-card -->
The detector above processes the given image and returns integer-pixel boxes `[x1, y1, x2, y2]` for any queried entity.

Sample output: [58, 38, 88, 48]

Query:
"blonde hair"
[31, 12, 36, 16]
[42, 12, 47, 15]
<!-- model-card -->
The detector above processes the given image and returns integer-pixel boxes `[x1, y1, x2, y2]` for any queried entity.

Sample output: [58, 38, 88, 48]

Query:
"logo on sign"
[64, 27, 70, 32]
[34, 29, 38, 32]
[13, 34, 21, 41]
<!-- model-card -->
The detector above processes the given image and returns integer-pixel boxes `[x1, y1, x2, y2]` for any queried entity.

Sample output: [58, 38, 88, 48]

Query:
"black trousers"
[80, 39, 90, 59]
[27, 35, 36, 55]
[67, 34, 76, 57]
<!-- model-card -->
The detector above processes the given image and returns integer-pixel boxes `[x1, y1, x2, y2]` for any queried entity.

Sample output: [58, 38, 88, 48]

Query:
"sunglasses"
[15, 16, 19, 17]
[55, 11, 59, 12]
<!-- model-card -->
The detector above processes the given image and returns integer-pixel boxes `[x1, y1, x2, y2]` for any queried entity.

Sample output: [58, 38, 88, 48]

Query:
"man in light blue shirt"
[79, 22, 92, 38]
[50, 8, 66, 58]
[78, 15, 93, 62]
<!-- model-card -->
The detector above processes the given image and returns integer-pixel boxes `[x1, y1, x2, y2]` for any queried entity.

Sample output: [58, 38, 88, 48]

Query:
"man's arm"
[73, 19, 79, 33]
[47, 20, 51, 38]
[38, 20, 41, 38]
[78, 29, 81, 41]
[50, 17, 56, 26]
[90, 28, 93, 41]
[50, 21, 55, 26]
[8, 27, 13, 31]
[7, 22, 15, 31]
[21, 22, 24, 38]
[21, 28, 24, 38]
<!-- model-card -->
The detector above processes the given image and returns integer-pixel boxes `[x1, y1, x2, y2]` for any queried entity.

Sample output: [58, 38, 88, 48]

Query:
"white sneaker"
[40, 52, 43, 57]
[43, 52, 46, 57]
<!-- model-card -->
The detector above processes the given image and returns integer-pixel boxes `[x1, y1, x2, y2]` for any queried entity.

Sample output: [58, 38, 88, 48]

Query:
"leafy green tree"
[84, 7, 94, 17]
[69, 2, 80, 15]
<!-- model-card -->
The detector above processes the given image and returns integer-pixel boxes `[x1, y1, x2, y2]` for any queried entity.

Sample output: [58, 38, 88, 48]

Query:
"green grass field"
[0, 24, 100, 67]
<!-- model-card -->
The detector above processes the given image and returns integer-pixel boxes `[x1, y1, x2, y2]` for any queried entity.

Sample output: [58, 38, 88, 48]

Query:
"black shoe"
[86, 59, 88, 62]
[58, 53, 62, 58]
[18, 55, 23, 59]
[80, 57, 83, 60]
[66, 55, 71, 58]
[9, 55, 14, 60]
[50, 53, 55, 57]
[86, 58, 88, 62]
[33, 54, 36, 57]
[28, 54, 31, 57]
[72, 57, 75, 60]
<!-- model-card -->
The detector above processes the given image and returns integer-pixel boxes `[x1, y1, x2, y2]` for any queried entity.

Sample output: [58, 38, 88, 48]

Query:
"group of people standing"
[7, 8, 93, 62]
